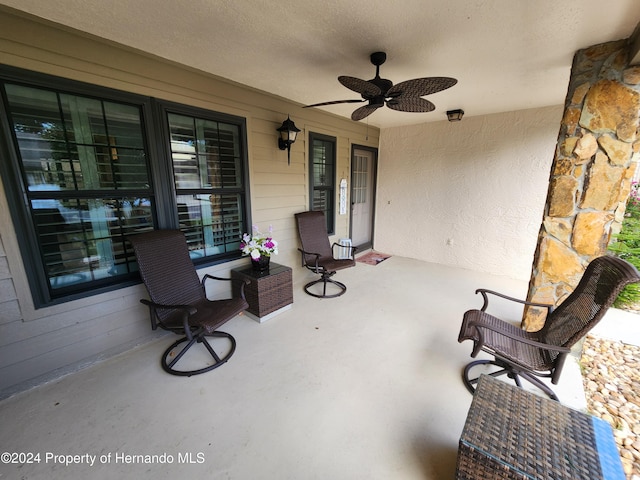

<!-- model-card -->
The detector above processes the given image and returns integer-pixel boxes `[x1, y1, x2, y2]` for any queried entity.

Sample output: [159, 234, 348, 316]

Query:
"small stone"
[622, 458, 633, 475]
[580, 334, 640, 478]
[604, 413, 617, 425]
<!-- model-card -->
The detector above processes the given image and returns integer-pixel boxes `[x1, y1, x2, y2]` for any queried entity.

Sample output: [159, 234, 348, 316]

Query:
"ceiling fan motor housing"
[368, 78, 393, 97]
[370, 51, 387, 66]
[304, 51, 457, 121]
[368, 96, 385, 107]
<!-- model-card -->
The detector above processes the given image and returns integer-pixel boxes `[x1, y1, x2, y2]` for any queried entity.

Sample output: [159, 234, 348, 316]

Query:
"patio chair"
[458, 255, 640, 400]
[129, 230, 249, 376]
[295, 210, 357, 298]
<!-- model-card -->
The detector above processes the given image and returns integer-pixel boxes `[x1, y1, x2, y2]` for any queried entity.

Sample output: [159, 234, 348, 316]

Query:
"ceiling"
[1, 0, 640, 129]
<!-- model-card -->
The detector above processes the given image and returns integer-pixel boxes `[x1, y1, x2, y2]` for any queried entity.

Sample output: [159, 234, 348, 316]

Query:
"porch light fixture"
[446, 109, 464, 122]
[277, 115, 301, 165]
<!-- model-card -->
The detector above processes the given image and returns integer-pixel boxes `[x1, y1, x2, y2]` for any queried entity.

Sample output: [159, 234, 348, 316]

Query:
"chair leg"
[463, 359, 512, 394]
[161, 331, 236, 377]
[463, 359, 559, 401]
[518, 372, 559, 401]
[303, 271, 347, 298]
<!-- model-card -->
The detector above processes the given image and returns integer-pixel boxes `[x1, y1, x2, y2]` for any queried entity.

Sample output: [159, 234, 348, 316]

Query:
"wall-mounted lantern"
[277, 115, 301, 165]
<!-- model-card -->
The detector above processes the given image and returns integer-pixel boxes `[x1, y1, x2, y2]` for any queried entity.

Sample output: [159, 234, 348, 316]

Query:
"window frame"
[308, 132, 336, 234]
[0, 65, 250, 307]
[154, 99, 250, 266]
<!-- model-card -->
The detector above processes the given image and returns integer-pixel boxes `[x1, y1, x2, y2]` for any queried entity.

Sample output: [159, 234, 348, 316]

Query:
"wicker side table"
[231, 263, 293, 323]
[456, 375, 625, 480]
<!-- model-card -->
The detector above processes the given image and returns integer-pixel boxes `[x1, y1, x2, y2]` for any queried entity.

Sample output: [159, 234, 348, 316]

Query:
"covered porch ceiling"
[1, 0, 639, 129]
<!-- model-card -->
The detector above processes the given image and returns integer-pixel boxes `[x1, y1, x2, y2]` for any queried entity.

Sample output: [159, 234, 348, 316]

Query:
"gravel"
[580, 334, 640, 479]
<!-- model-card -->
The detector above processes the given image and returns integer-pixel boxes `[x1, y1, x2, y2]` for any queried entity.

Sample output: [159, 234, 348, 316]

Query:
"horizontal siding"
[0, 317, 160, 395]
[0, 301, 150, 371]
[0, 235, 22, 327]
[0, 278, 17, 304]
[0, 9, 379, 397]
[0, 300, 21, 326]
[0, 291, 145, 348]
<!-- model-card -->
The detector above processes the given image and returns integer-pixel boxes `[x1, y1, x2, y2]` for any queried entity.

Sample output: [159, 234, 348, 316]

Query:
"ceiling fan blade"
[303, 99, 365, 108]
[387, 77, 457, 98]
[351, 105, 380, 121]
[338, 76, 382, 97]
[386, 97, 436, 113]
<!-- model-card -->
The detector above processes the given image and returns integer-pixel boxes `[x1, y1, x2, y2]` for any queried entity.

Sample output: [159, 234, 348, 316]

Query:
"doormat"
[357, 251, 391, 266]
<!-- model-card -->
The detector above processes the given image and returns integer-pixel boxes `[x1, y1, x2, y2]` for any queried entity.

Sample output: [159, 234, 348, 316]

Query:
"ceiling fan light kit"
[304, 51, 457, 121]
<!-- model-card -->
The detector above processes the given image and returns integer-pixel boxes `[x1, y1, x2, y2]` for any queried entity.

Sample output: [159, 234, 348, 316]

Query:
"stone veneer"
[524, 39, 640, 330]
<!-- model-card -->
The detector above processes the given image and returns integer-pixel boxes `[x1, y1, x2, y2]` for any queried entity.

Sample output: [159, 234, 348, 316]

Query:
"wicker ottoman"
[456, 375, 625, 480]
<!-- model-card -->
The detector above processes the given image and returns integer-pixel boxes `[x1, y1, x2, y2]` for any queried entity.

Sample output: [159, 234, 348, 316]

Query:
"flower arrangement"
[240, 225, 278, 260]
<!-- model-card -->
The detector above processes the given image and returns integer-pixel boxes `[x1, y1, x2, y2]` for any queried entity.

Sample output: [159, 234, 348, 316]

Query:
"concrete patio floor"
[0, 255, 598, 479]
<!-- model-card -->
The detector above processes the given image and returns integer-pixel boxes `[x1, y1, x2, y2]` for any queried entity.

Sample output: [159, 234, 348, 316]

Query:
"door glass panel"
[353, 154, 368, 204]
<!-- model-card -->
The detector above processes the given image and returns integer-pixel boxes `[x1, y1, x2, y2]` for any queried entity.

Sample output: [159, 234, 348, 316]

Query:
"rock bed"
[580, 334, 640, 479]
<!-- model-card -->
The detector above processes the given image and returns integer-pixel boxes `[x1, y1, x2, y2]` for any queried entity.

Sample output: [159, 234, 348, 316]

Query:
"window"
[166, 110, 246, 260]
[309, 132, 336, 234]
[0, 66, 249, 307]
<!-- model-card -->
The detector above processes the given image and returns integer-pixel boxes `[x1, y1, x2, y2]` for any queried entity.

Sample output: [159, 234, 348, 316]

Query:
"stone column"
[524, 39, 640, 330]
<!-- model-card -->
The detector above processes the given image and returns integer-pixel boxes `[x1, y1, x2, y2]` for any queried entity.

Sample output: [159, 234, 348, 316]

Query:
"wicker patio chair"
[129, 230, 248, 376]
[458, 255, 640, 400]
[295, 210, 357, 298]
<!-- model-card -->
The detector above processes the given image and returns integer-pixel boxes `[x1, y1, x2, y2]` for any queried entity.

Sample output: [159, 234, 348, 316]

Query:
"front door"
[350, 146, 377, 250]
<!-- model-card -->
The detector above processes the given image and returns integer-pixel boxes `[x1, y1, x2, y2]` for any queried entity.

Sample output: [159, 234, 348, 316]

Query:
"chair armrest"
[140, 298, 196, 332]
[475, 288, 554, 313]
[298, 248, 321, 271]
[202, 274, 249, 301]
[331, 242, 358, 258]
[202, 273, 231, 283]
[140, 298, 197, 315]
[468, 319, 571, 356]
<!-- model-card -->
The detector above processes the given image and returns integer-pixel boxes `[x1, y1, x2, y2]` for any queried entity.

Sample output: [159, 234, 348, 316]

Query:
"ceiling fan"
[304, 52, 457, 121]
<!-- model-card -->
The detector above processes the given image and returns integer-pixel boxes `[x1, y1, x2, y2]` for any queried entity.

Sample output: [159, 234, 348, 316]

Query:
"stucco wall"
[376, 106, 563, 281]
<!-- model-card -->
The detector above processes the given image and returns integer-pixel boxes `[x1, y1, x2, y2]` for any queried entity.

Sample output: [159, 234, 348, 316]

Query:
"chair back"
[129, 230, 205, 322]
[295, 211, 333, 264]
[541, 255, 640, 348]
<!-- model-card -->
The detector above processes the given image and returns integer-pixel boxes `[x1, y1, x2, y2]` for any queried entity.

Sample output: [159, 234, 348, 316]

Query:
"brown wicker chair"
[295, 211, 357, 298]
[458, 255, 640, 400]
[129, 230, 249, 376]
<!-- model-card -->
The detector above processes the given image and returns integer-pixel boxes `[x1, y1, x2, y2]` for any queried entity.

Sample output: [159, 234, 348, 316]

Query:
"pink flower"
[239, 226, 278, 257]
